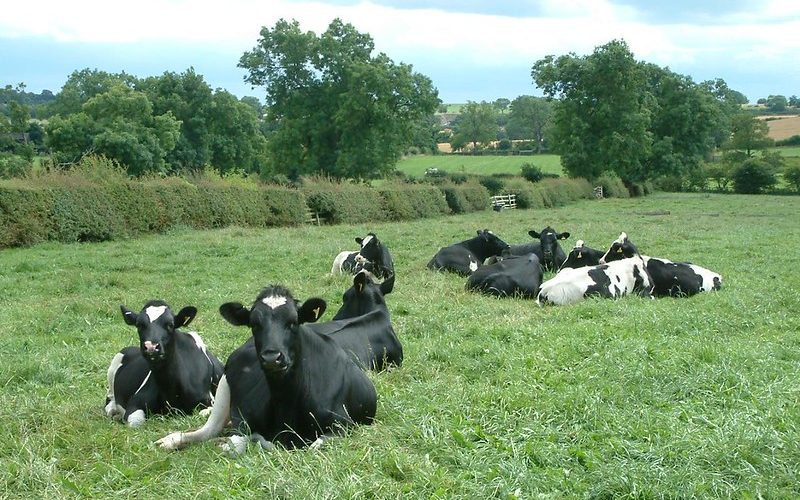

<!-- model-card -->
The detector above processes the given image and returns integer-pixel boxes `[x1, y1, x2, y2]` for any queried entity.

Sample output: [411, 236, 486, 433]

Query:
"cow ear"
[380, 273, 395, 295]
[355, 237, 363, 245]
[298, 298, 326, 324]
[528, 230, 540, 239]
[558, 232, 570, 240]
[175, 306, 198, 328]
[219, 302, 250, 326]
[353, 271, 369, 293]
[120, 305, 138, 326]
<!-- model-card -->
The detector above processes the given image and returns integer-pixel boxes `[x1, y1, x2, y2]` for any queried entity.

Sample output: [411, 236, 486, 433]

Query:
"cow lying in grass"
[156, 286, 377, 453]
[427, 229, 510, 275]
[599, 232, 722, 297]
[465, 253, 543, 298]
[105, 301, 224, 427]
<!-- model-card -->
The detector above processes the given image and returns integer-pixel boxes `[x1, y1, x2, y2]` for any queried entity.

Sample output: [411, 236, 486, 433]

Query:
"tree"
[789, 95, 799, 108]
[493, 98, 510, 114]
[532, 40, 653, 181]
[732, 158, 776, 194]
[45, 84, 180, 174]
[766, 95, 788, 112]
[449, 101, 497, 151]
[49, 69, 136, 116]
[725, 114, 773, 157]
[238, 18, 439, 179]
[506, 95, 552, 152]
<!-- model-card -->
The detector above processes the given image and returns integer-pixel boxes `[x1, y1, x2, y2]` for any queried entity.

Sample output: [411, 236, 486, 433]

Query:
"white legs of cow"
[156, 375, 232, 451]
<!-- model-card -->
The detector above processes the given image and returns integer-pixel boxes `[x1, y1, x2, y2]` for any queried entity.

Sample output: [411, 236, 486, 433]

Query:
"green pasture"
[1, 193, 799, 497]
[397, 153, 563, 178]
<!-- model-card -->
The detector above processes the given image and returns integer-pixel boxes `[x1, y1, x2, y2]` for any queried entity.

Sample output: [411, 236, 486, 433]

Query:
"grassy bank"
[397, 154, 563, 178]
[1, 193, 798, 497]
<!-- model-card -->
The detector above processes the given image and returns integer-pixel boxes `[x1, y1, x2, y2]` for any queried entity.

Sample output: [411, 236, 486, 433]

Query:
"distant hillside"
[760, 115, 800, 140]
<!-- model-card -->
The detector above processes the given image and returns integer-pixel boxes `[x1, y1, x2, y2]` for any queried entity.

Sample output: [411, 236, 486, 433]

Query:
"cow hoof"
[251, 433, 276, 451]
[156, 432, 185, 451]
[309, 437, 326, 450]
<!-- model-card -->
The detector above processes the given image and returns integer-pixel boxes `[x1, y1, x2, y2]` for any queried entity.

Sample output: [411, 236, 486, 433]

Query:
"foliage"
[499, 177, 592, 208]
[766, 95, 788, 112]
[506, 95, 552, 152]
[732, 158, 777, 194]
[439, 182, 490, 213]
[449, 101, 498, 151]
[784, 164, 800, 192]
[595, 171, 630, 198]
[477, 175, 505, 195]
[301, 177, 388, 224]
[378, 183, 450, 220]
[396, 154, 563, 179]
[520, 162, 544, 183]
[532, 41, 744, 184]
[0, 153, 31, 179]
[724, 114, 774, 157]
[705, 162, 734, 191]
[776, 135, 800, 147]
[239, 18, 439, 180]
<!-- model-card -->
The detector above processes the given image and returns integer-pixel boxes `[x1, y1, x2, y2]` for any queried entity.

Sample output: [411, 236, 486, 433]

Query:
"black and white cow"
[314, 271, 403, 370]
[427, 229, 510, 276]
[599, 232, 722, 297]
[465, 253, 544, 298]
[330, 233, 394, 280]
[156, 286, 377, 453]
[537, 254, 654, 306]
[105, 300, 224, 427]
[504, 226, 570, 272]
[558, 240, 606, 271]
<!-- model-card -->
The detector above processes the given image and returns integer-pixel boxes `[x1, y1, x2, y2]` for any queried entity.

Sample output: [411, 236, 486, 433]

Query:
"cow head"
[219, 287, 326, 378]
[333, 270, 394, 320]
[599, 232, 639, 263]
[559, 240, 590, 271]
[355, 233, 381, 263]
[477, 229, 510, 255]
[120, 300, 196, 364]
[529, 226, 570, 265]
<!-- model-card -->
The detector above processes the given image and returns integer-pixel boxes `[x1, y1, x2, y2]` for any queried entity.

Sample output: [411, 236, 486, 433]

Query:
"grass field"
[397, 154, 563, 178]
[2, 193, 799, 497]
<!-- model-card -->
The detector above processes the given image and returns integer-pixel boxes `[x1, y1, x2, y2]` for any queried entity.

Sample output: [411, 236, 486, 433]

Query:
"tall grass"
[1, 193, 798, 497]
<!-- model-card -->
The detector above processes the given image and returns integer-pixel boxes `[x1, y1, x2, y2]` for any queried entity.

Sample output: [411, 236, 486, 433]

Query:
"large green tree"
[725, 114, 773, 157]
[505, 95, 552, 152]
[532, 40, 653, 181]
[239, 18, 440, 179]
[449, 101, 498, 151]
[46, 84, 180, 174]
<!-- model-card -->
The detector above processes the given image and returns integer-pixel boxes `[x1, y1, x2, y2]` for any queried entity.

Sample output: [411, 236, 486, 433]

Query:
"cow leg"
[104, 353, 125, 420]
[156, 375, 232, 451]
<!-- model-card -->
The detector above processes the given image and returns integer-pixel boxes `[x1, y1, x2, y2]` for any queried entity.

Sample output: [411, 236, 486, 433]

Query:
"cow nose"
[260, 351, 285, 372]
[143, 341, 159, 353]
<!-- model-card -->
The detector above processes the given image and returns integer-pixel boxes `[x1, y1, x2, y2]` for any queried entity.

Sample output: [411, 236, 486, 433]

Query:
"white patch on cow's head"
[360, 235, 374, 248]
[145, 305, 167, 322]
[469, 260, 479, 272]
[614, 232, 628, 245]
[261, 296, 288, 309]
[127, 409, 146, 427]
[575, 240, 585, 249]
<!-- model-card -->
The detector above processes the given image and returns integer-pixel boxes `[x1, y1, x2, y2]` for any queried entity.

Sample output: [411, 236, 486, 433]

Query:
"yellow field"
[761, 115, 800, 140]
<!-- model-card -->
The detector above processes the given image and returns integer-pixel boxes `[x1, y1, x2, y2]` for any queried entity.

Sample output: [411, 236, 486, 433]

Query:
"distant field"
[397, 154, 563, 177]
[762, 115, 800, 140]
[772, 146, 800, 157]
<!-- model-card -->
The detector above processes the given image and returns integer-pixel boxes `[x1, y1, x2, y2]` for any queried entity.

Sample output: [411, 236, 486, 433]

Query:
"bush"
[477, 176, 505, 195]
[0, 154, 32, 179]
[501, 177, 593, 209]
[595, 171, 630, 198]
[782, 164, 800, 192]
[379, 183, 450, 220]
[440, 182, 489, 213]
[732, 158, 777, 194]
[775, 135, 800, 147]
[302, 177, 386, 224]
[520, 163, 544, 183]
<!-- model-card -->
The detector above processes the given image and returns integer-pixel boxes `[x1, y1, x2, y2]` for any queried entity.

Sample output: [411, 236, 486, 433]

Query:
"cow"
[156, 286, 377, 454]
[465, 253, 543, 298]
[599, 232, 722, 297]
[558, 240, 606, 271]
[503, 226, 571, 272]
[330, 233, 394, 280]
[427, 229, 510, 276]
[537, 255, 654, 306]
[314, 271, 403, 370]
[105, 300, 224, 428]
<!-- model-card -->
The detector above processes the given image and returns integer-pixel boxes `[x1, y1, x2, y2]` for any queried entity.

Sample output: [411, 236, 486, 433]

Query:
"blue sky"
[1, 0, 798, 103]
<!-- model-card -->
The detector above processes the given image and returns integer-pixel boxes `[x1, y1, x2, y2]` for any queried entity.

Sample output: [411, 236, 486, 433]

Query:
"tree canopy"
[449, 101, 497, 151]
[239, 18, 440, 180]
[532, 40, 745, 183]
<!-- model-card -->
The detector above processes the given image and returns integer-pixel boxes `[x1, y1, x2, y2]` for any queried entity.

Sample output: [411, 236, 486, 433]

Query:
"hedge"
[501, 177, 594, 209]
[440, 182, 490, 213]
[378, 183, 451, 221]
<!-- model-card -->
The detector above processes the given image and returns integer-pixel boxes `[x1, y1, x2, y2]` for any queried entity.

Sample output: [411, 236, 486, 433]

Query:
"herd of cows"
[104, 227, 722, 454]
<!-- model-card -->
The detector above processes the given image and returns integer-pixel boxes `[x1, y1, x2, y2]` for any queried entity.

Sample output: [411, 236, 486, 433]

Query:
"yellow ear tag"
[313, 307, 321, 320]
[617, 248, 623, 253]
[357, 283, 363, 292]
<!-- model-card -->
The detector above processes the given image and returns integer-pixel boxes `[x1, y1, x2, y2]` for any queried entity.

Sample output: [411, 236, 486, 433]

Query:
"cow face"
[599, 232, 639, 264]
[334, 271, 393, 320]
[478, 229, 510, 255]
[560, 240, 589, 270]
[220, 287, 326, 377]
[355, 233, 381, 263]
[120, 301, 196, 363]
[529, 227, 570, 262]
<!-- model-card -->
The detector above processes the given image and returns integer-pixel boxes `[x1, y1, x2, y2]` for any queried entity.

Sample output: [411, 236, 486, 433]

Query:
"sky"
[1, 0, 798, 104]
